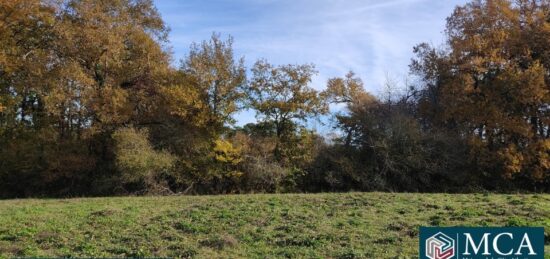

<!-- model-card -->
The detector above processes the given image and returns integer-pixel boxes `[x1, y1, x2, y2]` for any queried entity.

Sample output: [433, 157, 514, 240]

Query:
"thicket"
[0, 0, 548, 197]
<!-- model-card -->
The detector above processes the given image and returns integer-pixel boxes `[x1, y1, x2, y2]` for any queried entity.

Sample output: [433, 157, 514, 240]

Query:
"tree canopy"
[0, 0, 548, 197]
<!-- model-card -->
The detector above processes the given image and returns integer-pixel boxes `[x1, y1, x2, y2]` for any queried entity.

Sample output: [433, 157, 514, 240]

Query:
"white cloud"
[154, 0, 469, 125]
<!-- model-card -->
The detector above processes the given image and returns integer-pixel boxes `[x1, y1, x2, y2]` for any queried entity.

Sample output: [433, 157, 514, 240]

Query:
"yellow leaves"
[323, 71, 374, 108]
[161, 83, 210, 127]
[92, 86, 131, 126]
[515, 62, 548, 104]
[420, 1, 550, 183]
[497, 140, 550, 181]
[184, 33, 246, 129]
[498, 144, 524, 178]
[43, 61, 94, 117]
[112, 127, 175, 184]
[248, 60, 327, 131]
[227, 171, 244, 179]
[526, 139, 550, 181]
[213, 139, 243, 165]
[201, 139, 244, 180]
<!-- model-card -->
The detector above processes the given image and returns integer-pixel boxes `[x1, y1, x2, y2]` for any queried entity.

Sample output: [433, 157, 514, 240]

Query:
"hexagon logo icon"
[425, 232, 455, 259]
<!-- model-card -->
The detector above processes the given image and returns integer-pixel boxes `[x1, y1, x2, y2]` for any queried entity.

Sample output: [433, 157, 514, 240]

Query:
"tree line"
[0, 0, 548, 198]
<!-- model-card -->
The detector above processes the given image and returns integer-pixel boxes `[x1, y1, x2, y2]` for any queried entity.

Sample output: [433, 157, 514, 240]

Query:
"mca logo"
[420, 227, 544, 259]
[425, 232, 455, 259]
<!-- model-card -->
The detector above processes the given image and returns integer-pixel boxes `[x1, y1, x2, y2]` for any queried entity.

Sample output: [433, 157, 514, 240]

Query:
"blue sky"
[154, 0, 468, 126]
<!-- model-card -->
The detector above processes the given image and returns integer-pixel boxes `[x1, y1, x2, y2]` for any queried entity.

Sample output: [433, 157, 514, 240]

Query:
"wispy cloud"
[154, 0, 468, 125]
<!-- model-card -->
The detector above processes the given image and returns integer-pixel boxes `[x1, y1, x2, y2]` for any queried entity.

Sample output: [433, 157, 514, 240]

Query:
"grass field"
[0, 193, 548, 258]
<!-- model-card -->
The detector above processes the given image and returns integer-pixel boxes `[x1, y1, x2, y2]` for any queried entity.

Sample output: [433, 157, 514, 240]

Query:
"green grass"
[0, 193, 548, 258]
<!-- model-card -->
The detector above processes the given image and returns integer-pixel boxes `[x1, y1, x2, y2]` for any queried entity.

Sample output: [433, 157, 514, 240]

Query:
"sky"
[154, 0, 469, 126]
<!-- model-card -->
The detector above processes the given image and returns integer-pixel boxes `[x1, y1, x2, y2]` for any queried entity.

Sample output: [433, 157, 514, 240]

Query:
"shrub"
[112, 127, 176, 194]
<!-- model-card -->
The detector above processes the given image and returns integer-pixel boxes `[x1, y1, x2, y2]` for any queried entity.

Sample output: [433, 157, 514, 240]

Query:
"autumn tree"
[0, 0, 172, 196]
[248, 60, 326, 138]
[146, 34, 248, 193]
[305, 72, 472, 192]
[3, 0, 550, 197]
[182, 33, 246, 134]
[322, 71, 377, 146]
[412, 0, 550, 186]
[247, 60, 327, 162]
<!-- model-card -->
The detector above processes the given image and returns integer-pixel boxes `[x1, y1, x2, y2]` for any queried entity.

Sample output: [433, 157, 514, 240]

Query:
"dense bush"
[112, 127, 176, 194]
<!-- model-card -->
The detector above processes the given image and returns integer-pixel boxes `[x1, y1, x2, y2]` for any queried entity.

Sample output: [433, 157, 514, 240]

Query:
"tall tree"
[412, 0, 550, 185]
[247, 60, 327, 161]
[322, 71, 377, 146]
[0, 0, 172, 196]
[182, 33, 246, 135]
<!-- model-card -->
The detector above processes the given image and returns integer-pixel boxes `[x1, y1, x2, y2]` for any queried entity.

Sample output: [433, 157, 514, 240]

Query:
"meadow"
[0, 192, 548, 258]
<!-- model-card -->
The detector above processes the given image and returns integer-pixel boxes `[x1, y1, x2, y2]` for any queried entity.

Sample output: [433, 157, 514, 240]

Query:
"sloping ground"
[0, 193, 548, 258]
